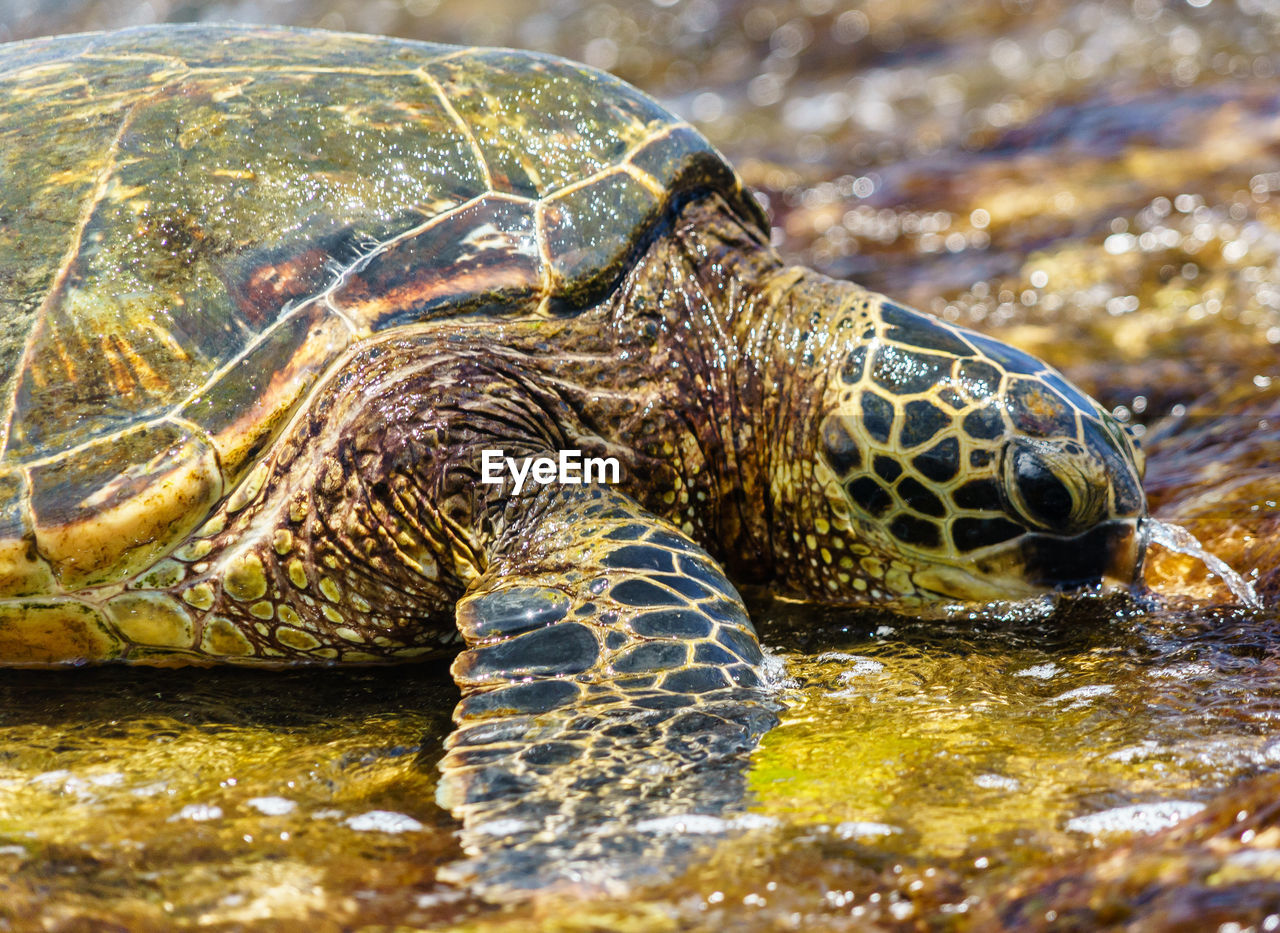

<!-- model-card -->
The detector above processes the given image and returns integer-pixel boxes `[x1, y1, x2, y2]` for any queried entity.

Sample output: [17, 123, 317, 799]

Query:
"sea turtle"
[0, 24, 1146, 892]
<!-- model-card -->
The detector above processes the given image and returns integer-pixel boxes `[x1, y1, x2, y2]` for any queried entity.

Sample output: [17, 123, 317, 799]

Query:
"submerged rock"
[986, 771, 1280, 932]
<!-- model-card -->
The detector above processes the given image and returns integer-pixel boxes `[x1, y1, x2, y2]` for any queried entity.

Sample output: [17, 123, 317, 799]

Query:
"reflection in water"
[754, 597, 1279, 858]
[0, 665, 471, 929]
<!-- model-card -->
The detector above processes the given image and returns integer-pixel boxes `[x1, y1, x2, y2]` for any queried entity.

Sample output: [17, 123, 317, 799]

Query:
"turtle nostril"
[1007, 445, 1080, 532]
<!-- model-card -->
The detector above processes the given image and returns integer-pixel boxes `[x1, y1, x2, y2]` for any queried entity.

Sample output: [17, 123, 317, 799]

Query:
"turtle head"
[786, 292, 1147, 604]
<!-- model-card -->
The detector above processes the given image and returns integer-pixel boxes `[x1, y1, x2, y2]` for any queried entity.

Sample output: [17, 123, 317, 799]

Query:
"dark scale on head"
[952, 478, 1003, 513]
[860, 391, 895, 443]
[1007, 378, 1076, 438]
[889, 514, 942, 549]
[847, 476, 893, 517]
[897, 477, 946, 517]
[899, 399, 950, 448]
[968, 334, 1047, 375]
[879, 302, 975, 356]
[873, 455, 902, 483]
[871, 345, 953, 396]
[969, 449, 994, 469]
[1090, 421, 1146, 515]
[840, 345, 867, 385]
[952, 516, 1023, 551]
[956, 359, 1002, 400]
[913, 437, 960, 483]
[821, 415, 863, 476]
[962, 405, 1005, 440]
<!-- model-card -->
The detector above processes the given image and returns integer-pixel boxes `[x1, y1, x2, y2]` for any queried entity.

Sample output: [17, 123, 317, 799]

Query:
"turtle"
[0, 24, 1147, 894]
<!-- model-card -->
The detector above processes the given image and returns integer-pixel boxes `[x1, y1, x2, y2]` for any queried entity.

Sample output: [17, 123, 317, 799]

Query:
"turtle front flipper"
[438, 481, 780, 898]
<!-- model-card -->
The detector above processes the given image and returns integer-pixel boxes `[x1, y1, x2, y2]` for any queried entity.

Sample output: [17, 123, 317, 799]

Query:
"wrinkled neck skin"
[731, 264, 872, 598]
[483, 194, 850, 595]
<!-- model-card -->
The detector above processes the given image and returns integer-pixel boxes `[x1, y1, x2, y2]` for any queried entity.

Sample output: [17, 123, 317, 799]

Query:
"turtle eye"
[1003, 441, 1105, 534]
[1010, 448, 1073, 529]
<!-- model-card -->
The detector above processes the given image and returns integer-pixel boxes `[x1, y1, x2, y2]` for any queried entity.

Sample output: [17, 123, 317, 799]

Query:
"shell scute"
[425, 49, 673, 199]
[629, 124, 767, 230]
[8, 251, 222, 462]
[104, 592, 195, 649]
[75, 24, 455, 72]
[6, 32, 494, 463]
[0, 470, 54, 598]
[542, 170, 660, 312]
[28, 421, 222, 590]
[332, 195, 543, 330]
[0, 600, 123, 665]
[178, 299, 348, 487]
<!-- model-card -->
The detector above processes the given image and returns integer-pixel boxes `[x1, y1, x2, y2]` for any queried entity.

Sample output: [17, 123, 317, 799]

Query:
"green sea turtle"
[0, 24, 1146, 892]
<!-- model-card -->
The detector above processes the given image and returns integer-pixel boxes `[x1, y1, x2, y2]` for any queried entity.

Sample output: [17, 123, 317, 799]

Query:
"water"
[3, 595, 1278, 930]
[1145, 518, 1263, 609]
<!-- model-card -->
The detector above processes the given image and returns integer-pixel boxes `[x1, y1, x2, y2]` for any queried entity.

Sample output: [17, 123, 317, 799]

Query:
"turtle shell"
[0, 24, 764, 596]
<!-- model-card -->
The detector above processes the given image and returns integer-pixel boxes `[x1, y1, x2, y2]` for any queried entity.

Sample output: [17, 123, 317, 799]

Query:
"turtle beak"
[1102, 518, 1146, 589]
[1019, 519, 1145, 592]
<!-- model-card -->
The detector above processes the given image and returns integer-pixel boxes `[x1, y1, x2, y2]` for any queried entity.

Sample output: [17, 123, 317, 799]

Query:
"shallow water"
[2, 598, 1278, 929]
[3, 0, 1280, 929]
